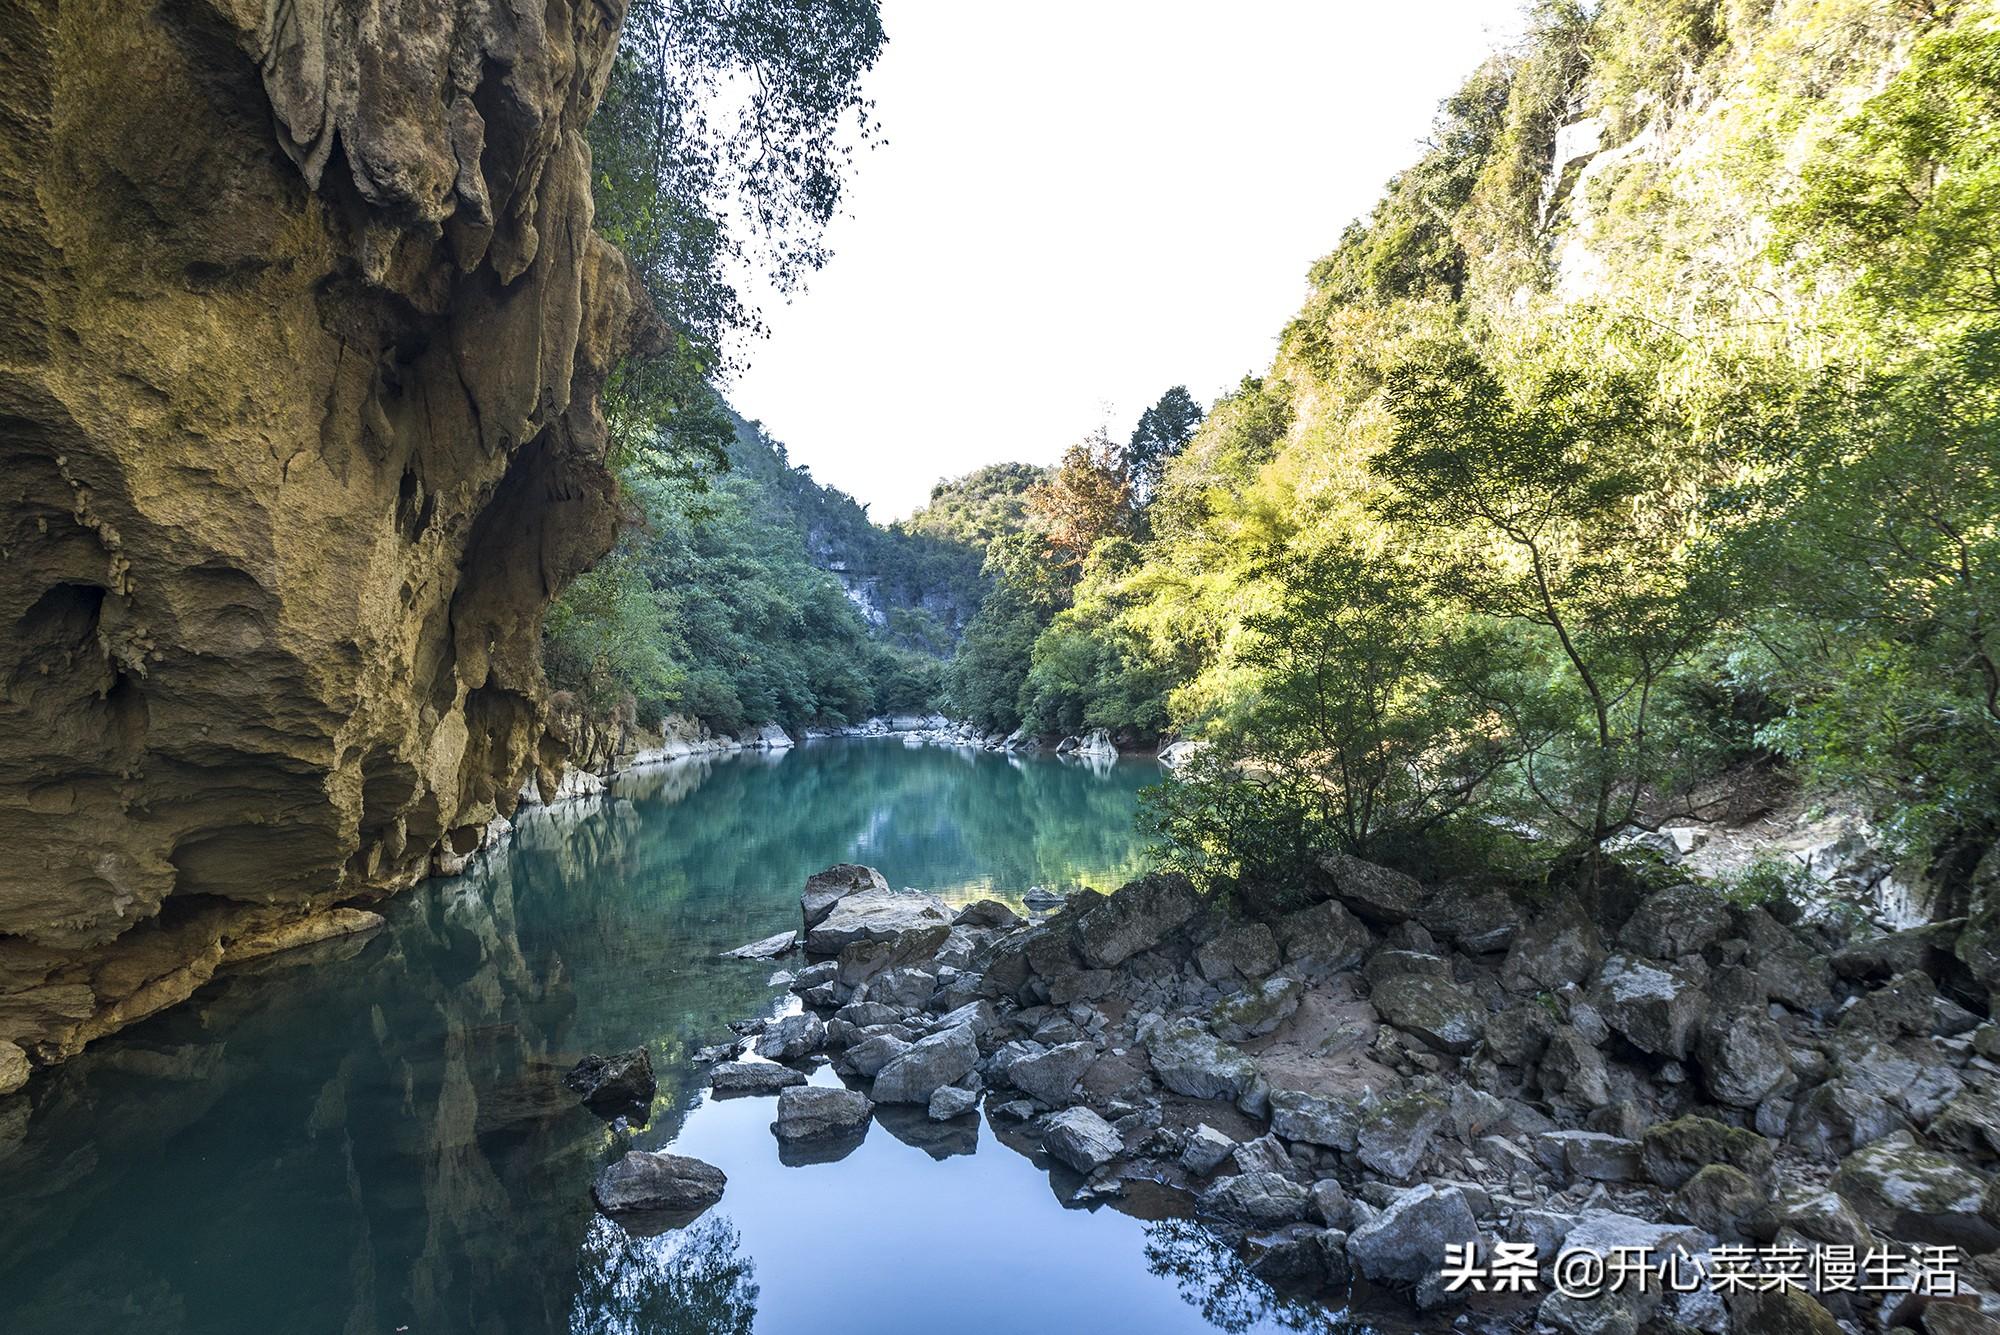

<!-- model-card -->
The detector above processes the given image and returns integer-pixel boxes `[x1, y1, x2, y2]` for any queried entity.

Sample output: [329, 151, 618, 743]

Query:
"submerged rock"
[593, 1151, 727, 1222]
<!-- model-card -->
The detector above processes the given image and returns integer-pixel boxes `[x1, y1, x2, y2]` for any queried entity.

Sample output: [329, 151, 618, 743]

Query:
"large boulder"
[953, 898, 1023, 929]
[1369, 973, 1485, 1054]
[1502, 900, 1605, 995]
[772, 1084, 875, 1140]
[1141, 1018, 1260, 1103]
[1696, 1009, 1791, 1108]
[1538, 1129, 1642, 1183]
[1354, 1092, 1448, 1180]
[808, 889, 952, 956]
[871, 1024, 979, 1104]
[592, 1151, 727, 1220]
[709, 1060, 808, 1095]
[1198, 1172, 1311, 1226]
[1069, 874, 1201, 968]
[1344, 1184, 1479, 1286]
[1269, 1088, 1362, 1152]
[1319, 852, 1425, 925]
[1671, 1163, 1767, 1239]
[1540, 1026, 1613, 1108]
[754, 1013, 826, 1063]
[801, 864, 889, 932]
[1832, 1130, 2000, 1249]
[564, 1049, 657, 1115]
[1642, 1116, 1774, 1189]
[1273, 900, 1372, 974]
[1041, 1106, 1123, 1173]
[1732, 907, 1833, 1013]
[1618, 885, 1732, 961]
[1591, 955, 1707, 1059]
[1002, 1041, 1098, 1106]
[1197, 921, 1281, 984]
[1211, 975, 1305, 1042]
[844, 1032, 913, 1078]
[1538, 1211, 1715, 1335]
[835, 923, 952, 991]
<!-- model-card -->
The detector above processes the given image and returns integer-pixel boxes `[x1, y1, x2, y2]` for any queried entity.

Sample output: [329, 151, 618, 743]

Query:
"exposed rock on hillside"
[0, 0, 654, 1068]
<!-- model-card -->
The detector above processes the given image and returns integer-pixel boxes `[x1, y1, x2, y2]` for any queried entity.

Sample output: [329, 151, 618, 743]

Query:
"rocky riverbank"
[606, 858, 2000, 1334]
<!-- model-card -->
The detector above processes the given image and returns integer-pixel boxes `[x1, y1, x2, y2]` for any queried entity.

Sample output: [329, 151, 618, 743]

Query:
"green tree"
[1124, 386, 1204, 503]
[1377, 343, 1724, 875]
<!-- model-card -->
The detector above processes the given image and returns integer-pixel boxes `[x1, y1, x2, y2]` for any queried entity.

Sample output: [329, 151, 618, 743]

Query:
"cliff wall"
[0, 0, 655, 1073]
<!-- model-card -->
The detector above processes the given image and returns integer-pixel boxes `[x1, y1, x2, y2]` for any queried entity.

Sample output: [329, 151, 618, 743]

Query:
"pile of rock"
[681, 856, 2000, 1333]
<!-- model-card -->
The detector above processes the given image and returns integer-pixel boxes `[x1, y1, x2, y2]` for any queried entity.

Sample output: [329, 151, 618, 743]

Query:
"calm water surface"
[0, 740, 1330, 1335]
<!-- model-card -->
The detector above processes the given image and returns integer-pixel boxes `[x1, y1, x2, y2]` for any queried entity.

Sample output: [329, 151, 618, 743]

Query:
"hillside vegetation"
[939, 0, 2000, 910]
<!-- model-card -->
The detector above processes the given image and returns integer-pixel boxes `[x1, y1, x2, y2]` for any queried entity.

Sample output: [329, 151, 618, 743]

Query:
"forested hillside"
[938, 0, 2000, 918]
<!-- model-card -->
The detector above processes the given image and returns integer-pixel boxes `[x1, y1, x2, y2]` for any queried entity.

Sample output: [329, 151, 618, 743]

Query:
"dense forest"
[557, 0, 2000, 917]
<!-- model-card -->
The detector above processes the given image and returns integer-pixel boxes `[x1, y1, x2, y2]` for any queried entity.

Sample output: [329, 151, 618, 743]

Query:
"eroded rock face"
[0, 0, 654, 1067]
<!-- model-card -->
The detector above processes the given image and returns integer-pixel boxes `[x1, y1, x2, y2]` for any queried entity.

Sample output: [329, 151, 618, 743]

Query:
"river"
[0, 738, 1333, 1335]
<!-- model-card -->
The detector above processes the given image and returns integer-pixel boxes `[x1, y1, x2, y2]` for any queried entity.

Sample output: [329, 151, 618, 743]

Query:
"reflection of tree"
[569, 1216, 757, 1335]
[1142, 1219, 1339, 1335]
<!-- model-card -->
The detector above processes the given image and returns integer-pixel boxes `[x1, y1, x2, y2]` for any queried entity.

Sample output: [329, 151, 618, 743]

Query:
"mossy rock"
[1641, 1115, 1774, 1188]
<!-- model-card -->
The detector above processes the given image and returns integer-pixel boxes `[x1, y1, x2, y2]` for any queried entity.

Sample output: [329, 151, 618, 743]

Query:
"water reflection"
[1145, 1220, 1347, 1335]
[0, 741, 1337, 1335]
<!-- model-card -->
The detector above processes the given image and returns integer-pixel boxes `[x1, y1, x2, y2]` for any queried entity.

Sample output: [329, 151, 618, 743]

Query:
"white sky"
[729, 0, 1526, 521]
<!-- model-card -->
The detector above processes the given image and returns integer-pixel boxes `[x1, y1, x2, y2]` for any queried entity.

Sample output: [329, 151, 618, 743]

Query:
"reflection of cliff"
[0, 854, 699, 1335]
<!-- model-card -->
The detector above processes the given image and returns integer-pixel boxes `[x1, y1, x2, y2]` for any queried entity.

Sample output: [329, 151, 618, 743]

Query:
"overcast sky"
[729, 1, 1525, 520]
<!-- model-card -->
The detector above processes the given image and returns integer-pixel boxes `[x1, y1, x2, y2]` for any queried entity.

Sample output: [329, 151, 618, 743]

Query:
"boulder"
[1832, 1130, 2000, 1249]
[1502, 900, 1605, 995]
[1836, 970, 1938, 1041]
[801, 864, 889, 932]
[720, 930, 797, 960]
[592, 1151, 727, 1220]
[1486, 1004, 1558, 1067]
[927, 1085, 978, 1120]
[1231, 1134, 1296, 1178]
[1591, 955, 1707, 1059]
[1273, 900, 1371, 974]
[1319, 852, 1425, 924]
[1211, 975, 1305, 1042]
[1362, 949, 1452, 985]
[1732, 907, 1833, 1013]
[708, 1060, 807, 1096]
[927, 1000, 1000, 1039]
[1696, 1010, 1791, 1108]
[1418, 886, 1519, 954]
[1642, 1116, 1775, 1189]
[809, 889, 952, 957]
[772, 1084, 874, 1140]
[862, 966, 936, 1010]
[1003, 1041, 1097, 1106]
[1041, 1106, 1123, 1173]
[0, 1040, 27, 1096]
[1355, 1092, 1447, 1180]
[1537, 1129, 1642, 1183]
[1308, 1179, 1350, 1228]
[953, 899, 1023, 930]
[1141, 1018, 1260, 1103]
[1369, 973, 1485, 1054]
[1180, 1124, 1236, 1175]
[754, 1013, 826, 1063]
[1196, 921, 1281, 984]
[844, 1032, 913, 1078]
[1345, 1184, 1479, 1286]
[1618, 885, 1731, 961]
[834, 923, 953, 991]
[1671, 1163, 1767, 1239]
[1539, 1211, 1716, 1335]
[1198, 1172, 1311, 1226]
[1269, 1088, 1362, 1152]
[1540, 1026, 1613, 1108]
[564, 1049, 657, 1115]
[1749, 1185, 1875, 1250]
[871, 1024, 979, 1104]
[1069, 874, 1202, 969]
[1723, 1289, 1842, 1335]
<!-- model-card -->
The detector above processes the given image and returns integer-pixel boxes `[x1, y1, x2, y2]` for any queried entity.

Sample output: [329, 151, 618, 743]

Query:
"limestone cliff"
[0, 0, 657, 1073]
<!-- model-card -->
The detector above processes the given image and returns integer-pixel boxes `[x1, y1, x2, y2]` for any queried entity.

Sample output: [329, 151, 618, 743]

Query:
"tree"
[1025, 430, 1134, 566]
[1125, 386, 1204, 503]
[1377, 343, 1723, 878]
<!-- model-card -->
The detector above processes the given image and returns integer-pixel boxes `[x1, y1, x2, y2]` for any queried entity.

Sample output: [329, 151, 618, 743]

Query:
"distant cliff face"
[0, 0, 654, 1069]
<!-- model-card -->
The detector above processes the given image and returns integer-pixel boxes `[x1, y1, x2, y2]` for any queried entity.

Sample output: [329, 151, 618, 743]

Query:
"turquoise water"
[0, 740, 1329, 1335]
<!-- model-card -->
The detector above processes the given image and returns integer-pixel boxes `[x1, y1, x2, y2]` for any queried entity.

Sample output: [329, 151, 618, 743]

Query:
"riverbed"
[0, 739, 1333, 1335]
